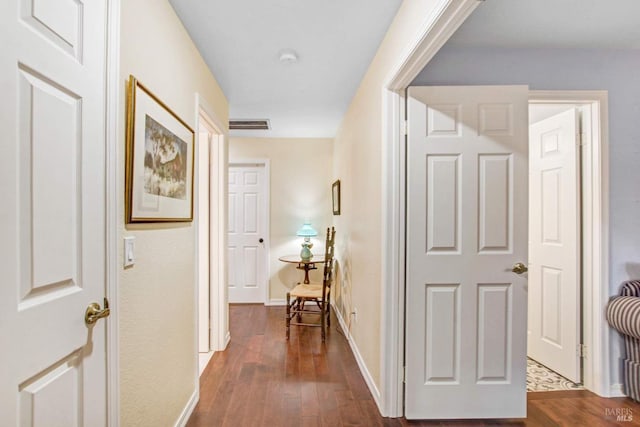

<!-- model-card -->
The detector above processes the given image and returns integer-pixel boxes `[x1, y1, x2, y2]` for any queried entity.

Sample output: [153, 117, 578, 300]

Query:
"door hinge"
[577, 344, 587, 358]
[401, 120, 407, 136]
[578, 132, 588, 146]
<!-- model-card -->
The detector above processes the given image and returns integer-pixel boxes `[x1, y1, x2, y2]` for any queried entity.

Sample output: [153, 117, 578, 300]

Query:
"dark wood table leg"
[303, 265, 310, 284]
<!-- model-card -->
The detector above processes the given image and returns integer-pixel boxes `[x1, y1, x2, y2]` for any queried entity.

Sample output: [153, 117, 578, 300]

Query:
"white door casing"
[198, 128, 212, 353]
[405, 86, 529, 419]
[0, 0, 109, 425]
[195, 95, 229, 356]
[528, 108, 581, 383]
[228, 164, 268, 303]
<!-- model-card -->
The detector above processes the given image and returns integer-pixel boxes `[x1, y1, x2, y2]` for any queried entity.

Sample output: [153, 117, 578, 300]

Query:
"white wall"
[413, 45, 640, 389]
[229, 137, 334, 302]
[118, 1, 228, 425]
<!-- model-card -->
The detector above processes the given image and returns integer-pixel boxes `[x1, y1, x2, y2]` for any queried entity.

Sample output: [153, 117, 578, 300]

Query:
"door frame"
[106, 0, 121, 425]
[194, 94, 229, 378]
[380, 0, 481, 417]
[228, 158, 271, 304]
[379, 0, 611, 417]
[529, 91, 610, 394]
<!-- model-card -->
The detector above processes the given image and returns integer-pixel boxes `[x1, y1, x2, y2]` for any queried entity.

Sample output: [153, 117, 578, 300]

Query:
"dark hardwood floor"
[188, 304, 640, 427]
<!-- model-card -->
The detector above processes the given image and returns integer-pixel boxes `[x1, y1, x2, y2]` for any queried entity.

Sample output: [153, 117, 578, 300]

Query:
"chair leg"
[321, 301, 326, 342]
[327, 292, 331, 327]
[286, 292, 291, 340]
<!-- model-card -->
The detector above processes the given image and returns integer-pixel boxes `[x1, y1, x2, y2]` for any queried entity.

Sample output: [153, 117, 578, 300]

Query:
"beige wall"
[229, 137, 333, 301]
[333, 0, 442, 391]
[119, 1, 228, 425]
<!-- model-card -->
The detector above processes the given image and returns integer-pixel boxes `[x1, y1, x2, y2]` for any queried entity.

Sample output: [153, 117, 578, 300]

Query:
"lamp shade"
[296, 222, 317, 237]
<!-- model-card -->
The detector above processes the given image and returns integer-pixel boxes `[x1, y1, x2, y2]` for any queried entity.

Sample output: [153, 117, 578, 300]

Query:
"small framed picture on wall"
[332, 179, 341, 215]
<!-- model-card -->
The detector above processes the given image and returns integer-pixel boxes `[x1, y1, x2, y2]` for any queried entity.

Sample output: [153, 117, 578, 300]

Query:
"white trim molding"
[385, 0, 480, 91]
[106, 0, 121, 425]
[212, 130, 230, 352]
[610, 383, 625, 398]
[174, 389, 199, 427]
[192, 95, 229, 422]
[380, 0, 481, 418]
[334, 304, 383, 413]
[194, 96, 229, 354]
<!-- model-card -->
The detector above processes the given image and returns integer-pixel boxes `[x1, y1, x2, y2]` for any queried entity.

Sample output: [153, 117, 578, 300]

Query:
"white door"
[528, 108, 581, 383]
[228, 165, 267, 303]
[406, 86, 529, 419]
[0, 0, 109, 425]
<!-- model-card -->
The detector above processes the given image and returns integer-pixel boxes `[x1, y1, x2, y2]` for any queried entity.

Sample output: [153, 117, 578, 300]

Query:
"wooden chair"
[286, 227, 336, 341]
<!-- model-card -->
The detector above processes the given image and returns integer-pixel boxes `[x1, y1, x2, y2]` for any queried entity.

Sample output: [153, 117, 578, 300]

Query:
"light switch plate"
[124, 236, 135, 267]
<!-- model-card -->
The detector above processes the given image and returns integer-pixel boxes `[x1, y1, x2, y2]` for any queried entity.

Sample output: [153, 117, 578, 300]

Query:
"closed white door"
[528, 108, 581, 383]
[0, 0, 109, 425]
[406, 86, 529, 419]
[228, 165, 267, 303]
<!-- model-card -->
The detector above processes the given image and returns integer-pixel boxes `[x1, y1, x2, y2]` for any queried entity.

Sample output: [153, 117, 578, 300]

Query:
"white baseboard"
[198, 351, 214, 376]
[174, 388, 198, 427]
[610, 383, 626, 398]
[224, 331, 231, 349]
[333, 305, 383, 415]
[265, 299, 287, 306]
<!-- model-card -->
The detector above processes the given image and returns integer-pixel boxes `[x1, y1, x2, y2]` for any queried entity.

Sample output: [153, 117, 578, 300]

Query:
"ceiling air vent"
[229, 119, 270, 130]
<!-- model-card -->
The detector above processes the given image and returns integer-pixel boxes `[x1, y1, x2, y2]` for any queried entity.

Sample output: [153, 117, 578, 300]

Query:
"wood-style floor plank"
[188, 304, 640, 427]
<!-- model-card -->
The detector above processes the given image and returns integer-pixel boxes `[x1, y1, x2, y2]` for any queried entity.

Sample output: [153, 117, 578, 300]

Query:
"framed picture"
[332, 179, 341, 215]
[125, 75, 195, 223]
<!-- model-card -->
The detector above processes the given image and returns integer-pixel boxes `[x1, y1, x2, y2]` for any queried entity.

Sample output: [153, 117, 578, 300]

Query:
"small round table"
[278, 254, 326, 284]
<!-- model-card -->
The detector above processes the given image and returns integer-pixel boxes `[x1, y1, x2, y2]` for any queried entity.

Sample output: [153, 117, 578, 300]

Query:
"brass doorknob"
[85, 298, 111, 325]
[512, 262, 528, 274]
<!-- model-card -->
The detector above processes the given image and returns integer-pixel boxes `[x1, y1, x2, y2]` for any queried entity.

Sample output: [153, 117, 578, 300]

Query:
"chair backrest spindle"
[322, 227, 336, 298]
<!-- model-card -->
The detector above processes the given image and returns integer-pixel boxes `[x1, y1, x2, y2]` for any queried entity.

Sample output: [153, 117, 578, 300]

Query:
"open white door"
[528, 108, 581, 383]
[228, 164, 268, 303]
[0, 0, 109, 425]
[406, 86, 529, 419]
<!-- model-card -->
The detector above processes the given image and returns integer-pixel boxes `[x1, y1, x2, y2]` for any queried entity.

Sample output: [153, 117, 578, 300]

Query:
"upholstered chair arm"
[620, 280, 640, 297]
[606, 296, 640, 340]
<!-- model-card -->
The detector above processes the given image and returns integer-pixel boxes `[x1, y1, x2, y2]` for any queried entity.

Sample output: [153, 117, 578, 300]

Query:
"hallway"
[188, 305, 639, 426]
[188, 304, 379, 426]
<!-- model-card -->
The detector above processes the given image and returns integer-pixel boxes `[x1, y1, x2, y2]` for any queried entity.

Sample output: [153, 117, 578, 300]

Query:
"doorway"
[527, 102, 586, 390]
[196, 104, 228, 375]
[527, 92, 608, 395]
[378, 2, 611, 418]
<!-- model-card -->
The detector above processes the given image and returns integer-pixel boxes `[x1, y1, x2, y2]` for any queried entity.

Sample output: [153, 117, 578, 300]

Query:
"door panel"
[228, 165, 267, 303]
[528, 108, 581, 383]
[406, 86, 529, 419]
[0, 0, 108, 425]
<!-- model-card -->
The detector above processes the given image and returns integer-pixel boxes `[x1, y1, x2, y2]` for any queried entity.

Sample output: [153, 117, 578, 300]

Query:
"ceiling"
[447, 0, 640, 49]
[169, 0, 402, 138]
[170, 1, 639, 138]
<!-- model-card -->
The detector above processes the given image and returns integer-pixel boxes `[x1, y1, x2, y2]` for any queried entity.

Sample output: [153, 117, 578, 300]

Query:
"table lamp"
[296, 222, 317, 261]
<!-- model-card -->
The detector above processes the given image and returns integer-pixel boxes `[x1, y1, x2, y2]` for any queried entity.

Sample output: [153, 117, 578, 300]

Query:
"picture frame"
[125, 75, 195, 223]
[332, 179, 341, 215]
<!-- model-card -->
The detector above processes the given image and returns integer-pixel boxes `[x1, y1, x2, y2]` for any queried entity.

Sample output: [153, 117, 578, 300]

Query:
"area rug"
[527, 358, 584, 392]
